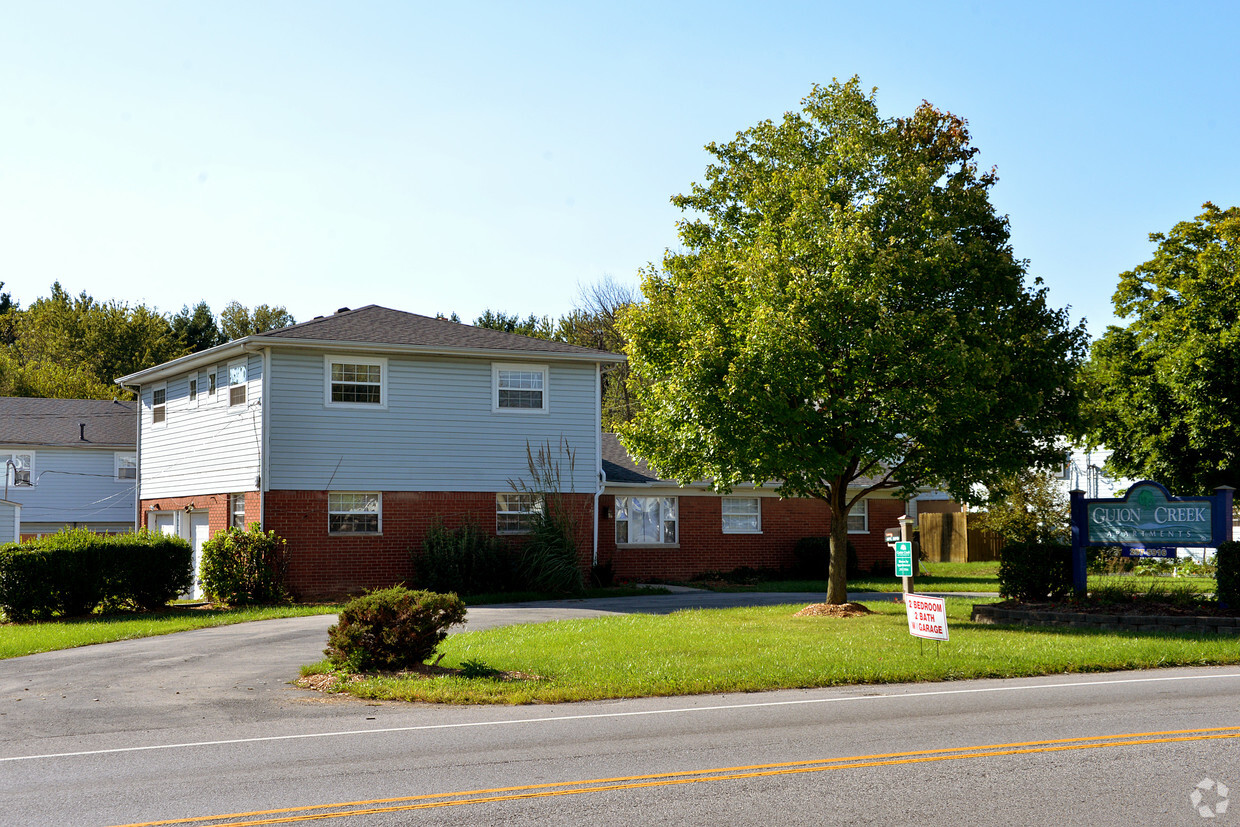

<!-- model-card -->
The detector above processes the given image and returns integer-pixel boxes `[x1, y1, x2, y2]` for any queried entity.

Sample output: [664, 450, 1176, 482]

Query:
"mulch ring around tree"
[794, 602, 874, 618]
[295, 663, 548, 693]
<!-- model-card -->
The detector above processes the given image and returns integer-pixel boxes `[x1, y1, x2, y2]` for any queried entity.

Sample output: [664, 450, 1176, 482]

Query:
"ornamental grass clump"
[325, 586, 466, 672]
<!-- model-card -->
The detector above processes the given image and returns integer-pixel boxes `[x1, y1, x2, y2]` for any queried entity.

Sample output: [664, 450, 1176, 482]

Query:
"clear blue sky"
[2, 1, 1237, 339]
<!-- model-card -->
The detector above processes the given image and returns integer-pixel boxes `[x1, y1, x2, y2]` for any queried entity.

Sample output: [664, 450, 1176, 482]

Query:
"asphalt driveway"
[0, 590, 923, 758]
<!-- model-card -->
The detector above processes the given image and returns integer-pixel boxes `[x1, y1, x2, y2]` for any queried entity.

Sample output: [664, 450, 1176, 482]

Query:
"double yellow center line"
[114, 726, 1240, 826]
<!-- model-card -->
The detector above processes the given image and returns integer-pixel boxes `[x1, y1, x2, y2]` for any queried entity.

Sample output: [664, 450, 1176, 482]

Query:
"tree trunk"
[825, 491, 850, 604]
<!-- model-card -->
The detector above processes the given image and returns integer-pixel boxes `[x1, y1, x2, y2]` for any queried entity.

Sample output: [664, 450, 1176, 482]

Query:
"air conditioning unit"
[13, 469, 31, 486]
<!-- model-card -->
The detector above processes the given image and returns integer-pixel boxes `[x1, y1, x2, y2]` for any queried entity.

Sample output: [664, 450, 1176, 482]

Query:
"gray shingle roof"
[0, 398, 137, 447]
[257, 305, 621, 359]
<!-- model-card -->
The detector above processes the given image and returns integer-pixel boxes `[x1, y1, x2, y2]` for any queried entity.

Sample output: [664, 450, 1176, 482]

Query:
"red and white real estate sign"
[904, 593, 949, 641]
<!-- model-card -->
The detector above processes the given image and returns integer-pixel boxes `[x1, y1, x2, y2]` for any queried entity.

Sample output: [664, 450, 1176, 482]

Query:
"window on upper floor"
[325, 356, 387, 408]
[492, 363, 548, 413]
[5, 452, 34, 487]
[208, 369, 217, 397]
[188, 377, 198, 404]
[152, 387, 167, 424]
[114, 453, 137, 483]
[229, 363, 247, 407]
[615, 496, 677, 545]
[848, 498, 869, 533]
[496, 493, 541, 534]
[722, 497, 761, 533]
[329, 492, 381, 534]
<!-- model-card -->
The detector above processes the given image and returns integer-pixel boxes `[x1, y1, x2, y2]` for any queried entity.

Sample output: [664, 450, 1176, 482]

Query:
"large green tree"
[171, 301, 225, 353]
[1086, 203, 1240, 493]
[619, 79, 1086, 603]
[2, 283, 184, 398]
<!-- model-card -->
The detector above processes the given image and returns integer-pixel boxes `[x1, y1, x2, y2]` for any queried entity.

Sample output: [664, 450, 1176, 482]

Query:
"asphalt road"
[2, 592, 1238, 826]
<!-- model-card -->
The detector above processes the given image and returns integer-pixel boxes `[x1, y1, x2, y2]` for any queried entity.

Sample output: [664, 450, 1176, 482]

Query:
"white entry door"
[188, 513, 210, 600]
[148, 512, 175, 536]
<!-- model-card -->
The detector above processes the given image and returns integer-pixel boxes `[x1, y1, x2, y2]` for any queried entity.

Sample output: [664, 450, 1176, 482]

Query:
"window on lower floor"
[615, 496, 677, 544]
[329, 492, 381, 534]
[847, 498, 869, 533]
[722, 497, 761, 533]
[229, 493, 246, 530]
[496, 493, 541, 534]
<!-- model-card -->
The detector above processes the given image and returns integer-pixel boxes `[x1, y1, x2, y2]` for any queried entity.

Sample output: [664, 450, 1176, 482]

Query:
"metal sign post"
[899, 514, 914, 594]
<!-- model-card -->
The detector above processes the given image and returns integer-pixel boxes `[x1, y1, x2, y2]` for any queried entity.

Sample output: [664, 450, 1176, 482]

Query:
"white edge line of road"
[6, 671, 1240, 763]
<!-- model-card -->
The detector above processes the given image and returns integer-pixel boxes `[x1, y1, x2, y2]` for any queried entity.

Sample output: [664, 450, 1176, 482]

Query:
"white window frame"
[847, 498, 869, 534]
[228, 361, 247, 407]
[5, 451, 35, 487]
[722, 496, 762, 534]
[615, 495, 678, 545]
[492, 363, 549, 414]
[207, 367, 218, 398]
[496, 492, 541, 534]
[229, 493, 247, 530]
[114, 453, 137, 484]
[328, 492, 382, 535]
[151, 385, 168, 426]
[324, 355, 388, 409]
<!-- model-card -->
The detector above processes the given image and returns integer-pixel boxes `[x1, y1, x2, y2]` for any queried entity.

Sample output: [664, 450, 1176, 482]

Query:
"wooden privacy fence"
[919, 512, 1004, 563]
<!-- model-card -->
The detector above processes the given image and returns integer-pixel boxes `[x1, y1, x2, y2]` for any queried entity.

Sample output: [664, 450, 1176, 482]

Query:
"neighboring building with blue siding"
[118, 306, 619, 598]
[0, 397, 137, 538]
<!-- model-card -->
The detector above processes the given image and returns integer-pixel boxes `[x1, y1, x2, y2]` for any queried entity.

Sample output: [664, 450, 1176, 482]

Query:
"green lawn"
[707, 561, 1004, 593]
[305, 597, 1240, 705]
[0, 604, 342, 660]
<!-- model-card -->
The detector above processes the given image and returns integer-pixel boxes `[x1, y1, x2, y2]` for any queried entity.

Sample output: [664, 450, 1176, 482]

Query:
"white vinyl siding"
[139, 353, 262, 499]
[329, 492, 380, 534]
[615, 496, 678, 545]
[267, 351, 598, 493]
[848, 498, 869, 533]
[722, 497, 761, 533]
[325, 356, 387, 408]
[492, 363, 548, 413]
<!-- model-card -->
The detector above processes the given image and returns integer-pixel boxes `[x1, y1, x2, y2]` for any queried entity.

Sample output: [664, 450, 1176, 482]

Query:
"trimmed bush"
[416, 518, 515, 595]
[200, 525, 289, 605]
[793, 537, 859, 579]
[0, 529, 192, 621]
[997, 541, 1072, 602]
[325, 586, 467, 672]
[1217, 541, 1239, 608]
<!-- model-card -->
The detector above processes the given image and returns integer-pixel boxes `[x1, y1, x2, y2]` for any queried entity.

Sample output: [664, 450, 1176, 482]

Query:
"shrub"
[508, 440, 584, 595]
[793, 537, 859, 579]
[324, 586, 467, 672]
[997, 541, 1072, 602]
[1217, 541, 1240, 608]
[201, 525, 289, 605]
[0, 529, 192, 621]
[416, 518, 515, 595]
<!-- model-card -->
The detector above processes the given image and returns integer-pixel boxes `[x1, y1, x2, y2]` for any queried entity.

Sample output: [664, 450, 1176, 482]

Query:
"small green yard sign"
[894, 541, 913, 577]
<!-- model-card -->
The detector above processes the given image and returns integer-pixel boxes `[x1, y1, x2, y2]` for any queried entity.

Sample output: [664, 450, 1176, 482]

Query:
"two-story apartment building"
[0, 397, 137, 539]
[117, 306, 616, 598]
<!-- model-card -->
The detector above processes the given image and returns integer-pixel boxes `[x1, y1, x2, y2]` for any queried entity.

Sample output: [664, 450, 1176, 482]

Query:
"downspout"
[593, 361, 603, 567]
[260, 346, 271, 528]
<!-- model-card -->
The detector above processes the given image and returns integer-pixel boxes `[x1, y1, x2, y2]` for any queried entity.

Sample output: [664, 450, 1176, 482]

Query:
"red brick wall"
[139, 493, 249, 535]
[263, 490, 595, 600]
[598, 494, 906, 582]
